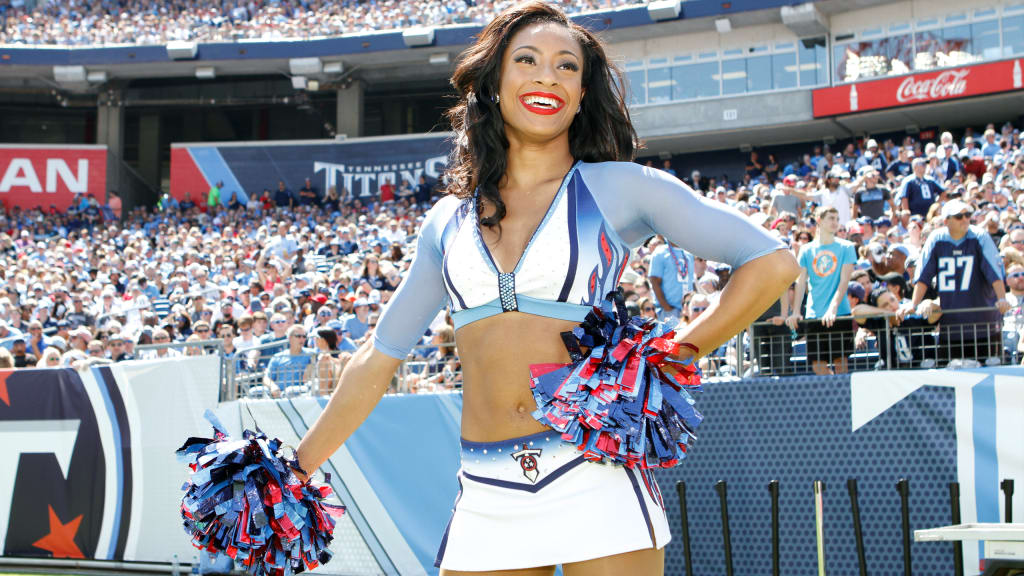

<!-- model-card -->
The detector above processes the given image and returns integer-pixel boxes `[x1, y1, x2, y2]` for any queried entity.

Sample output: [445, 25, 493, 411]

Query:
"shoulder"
[578, 160, 669, 185]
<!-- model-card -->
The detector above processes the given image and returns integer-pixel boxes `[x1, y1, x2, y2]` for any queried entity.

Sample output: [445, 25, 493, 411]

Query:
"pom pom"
[177, 410, 345, 575]
[530, 290, 703, 469]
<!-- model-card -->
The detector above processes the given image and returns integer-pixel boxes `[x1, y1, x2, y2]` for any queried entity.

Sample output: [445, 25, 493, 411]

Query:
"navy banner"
[170, 133, 453, 206]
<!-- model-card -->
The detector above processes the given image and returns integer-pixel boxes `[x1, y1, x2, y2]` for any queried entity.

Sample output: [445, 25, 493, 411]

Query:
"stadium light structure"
[323, 61, 344, 75]
[428, 53, 450, 65]
[86, 70, 108, 84]
[289, 58, 322, 76]
[714, 18, 732, 33]
[53, 65, 86, 84]
[195, 66, 216, 80]
[166, 40, 198, 60]
[291, 76, 307, 90]
[402, 27, 435, 47]
[780, 3, 828, 38]
[646, 0, 681, 22]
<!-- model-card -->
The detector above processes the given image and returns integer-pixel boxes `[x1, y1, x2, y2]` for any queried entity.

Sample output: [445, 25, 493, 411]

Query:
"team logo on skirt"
[511, 444, 542, 483]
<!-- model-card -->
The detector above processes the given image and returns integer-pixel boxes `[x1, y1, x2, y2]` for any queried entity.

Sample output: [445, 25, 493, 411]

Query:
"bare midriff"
[454, 311, 579, 442]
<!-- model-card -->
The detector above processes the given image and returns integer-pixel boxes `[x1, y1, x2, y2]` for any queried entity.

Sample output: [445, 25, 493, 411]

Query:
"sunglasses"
[318, 311, 333, 317]
[950, 213, 970, 220]
[195, 327, 210, 333]
[642, 307, 655, 312]
[291, 334, 306, 340]
[691, 306, 707, 313]
[1010, 272, 1024, 279]
[271, 320, 287, 326]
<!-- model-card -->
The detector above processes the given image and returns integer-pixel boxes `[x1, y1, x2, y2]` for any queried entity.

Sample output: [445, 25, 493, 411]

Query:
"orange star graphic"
[32, 506, 84, 559]
[0, 369, 11, 406]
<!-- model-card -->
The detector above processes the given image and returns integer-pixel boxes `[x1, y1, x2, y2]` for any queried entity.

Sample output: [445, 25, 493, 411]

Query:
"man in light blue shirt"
[787, 206, 857, 374]
[648, 238, 695, 321]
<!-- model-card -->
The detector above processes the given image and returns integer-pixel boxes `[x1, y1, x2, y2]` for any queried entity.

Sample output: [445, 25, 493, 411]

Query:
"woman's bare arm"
[676, 250, 801, 356]
[296, 341, 402, 475]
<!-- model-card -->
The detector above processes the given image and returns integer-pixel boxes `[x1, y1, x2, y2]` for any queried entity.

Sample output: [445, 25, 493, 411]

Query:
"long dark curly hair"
[440, 0, 639, 231]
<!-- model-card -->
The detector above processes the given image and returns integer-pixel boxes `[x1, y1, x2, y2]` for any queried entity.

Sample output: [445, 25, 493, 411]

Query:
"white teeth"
[522, 95, 561, 108]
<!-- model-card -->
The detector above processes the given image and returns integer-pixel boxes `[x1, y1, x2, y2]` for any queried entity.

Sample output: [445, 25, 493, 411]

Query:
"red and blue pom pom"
[530, 289, 703, 469]
[176, 410, 345, 575]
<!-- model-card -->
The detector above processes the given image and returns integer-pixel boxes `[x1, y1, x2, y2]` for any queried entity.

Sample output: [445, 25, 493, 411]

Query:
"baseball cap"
[866, 139, 878, 149]
[847, 282, 866, 302]
[353, 298, 368, 307]
[312, 294, 328, 305]
[782, 174, 798, 186]
[326, 320, 344, 332]
[857, 165, 878, 178]
[889, 244, 910, 258]
[941, 199, 973, 218]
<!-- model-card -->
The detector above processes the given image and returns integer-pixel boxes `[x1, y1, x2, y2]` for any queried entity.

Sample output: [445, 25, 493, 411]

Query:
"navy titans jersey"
[914, 225, 1004, 327]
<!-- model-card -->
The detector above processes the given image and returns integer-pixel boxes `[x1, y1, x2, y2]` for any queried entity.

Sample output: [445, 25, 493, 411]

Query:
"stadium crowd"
[0, 0, 633, 46]
[0, 120, 1021, 392]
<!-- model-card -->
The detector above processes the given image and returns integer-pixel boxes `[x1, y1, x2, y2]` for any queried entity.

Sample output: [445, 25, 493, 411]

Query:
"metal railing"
[130, 305, 1021, 399]
[750, 306, 1010, 376]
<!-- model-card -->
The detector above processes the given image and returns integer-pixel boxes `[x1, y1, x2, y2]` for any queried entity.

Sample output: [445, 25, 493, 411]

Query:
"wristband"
[679, 342, 700, 356]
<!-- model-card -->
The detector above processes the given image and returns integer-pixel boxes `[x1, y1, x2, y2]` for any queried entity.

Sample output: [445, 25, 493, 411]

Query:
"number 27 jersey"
[914, 225, 1004, 325]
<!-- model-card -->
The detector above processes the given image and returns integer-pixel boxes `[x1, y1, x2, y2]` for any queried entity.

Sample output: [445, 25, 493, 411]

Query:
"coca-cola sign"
[813, 58, 1023, 117]
[895, 69, 970, 103]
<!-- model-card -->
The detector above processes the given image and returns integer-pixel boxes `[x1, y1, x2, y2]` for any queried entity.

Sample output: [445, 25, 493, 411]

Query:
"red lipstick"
[519, 92, 565, 115]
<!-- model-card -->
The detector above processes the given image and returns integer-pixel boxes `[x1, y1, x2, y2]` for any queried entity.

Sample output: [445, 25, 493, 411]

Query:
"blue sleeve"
[896, 176, 910, 201]
[843, 242, 857, 267]
[914, 232, 939, 286]
[977, 229, 1005, 284]
[797, 244, 811, 272]
[371, 196, 456, 359]
[582, 162, 785, 268]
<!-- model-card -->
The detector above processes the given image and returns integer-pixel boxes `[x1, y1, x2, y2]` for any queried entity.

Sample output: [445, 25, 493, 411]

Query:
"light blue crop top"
[372, 160, 785, 359]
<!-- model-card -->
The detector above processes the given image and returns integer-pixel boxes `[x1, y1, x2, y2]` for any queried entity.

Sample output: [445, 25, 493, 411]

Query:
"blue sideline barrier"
[0, 361, 1019, 575]
[223, 367, 1024, 575]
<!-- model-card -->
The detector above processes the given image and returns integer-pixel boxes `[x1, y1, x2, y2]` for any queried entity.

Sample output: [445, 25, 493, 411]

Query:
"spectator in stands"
[852, 166, 896, 220]
[208, 181, 222, 210]
[809, 167, 852, 226]
[304, 327, 346, 395]
[36, 347, 62, 368]
[298, 178, 319, 206]
[259, 312, 291, 359]
[886, 147, 914, 180]
[768, 175, 803, 218]
[903, 199, 1009, 364]
[343, 298, 371, 341]
[263, 325, 312, 397]
[145, 329, 180, 359]
[788, 206, 857, 374]
[108, 333, 133, 362]
[745, 151, 763, 180]
[10, 337, 32, 368]
[274, 181, 295, 209]
[898, 158, 945, 217]
[648, 237, 694, 323]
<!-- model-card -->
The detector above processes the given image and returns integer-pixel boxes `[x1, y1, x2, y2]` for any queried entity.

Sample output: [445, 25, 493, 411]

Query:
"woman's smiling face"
[497, 21, 585, 143]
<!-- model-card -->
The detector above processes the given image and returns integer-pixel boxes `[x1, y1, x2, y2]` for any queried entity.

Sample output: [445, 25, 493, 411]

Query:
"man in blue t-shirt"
[897, 158, 945, 217]
[787, 206, 857, 374]
[648, 238, 695, 322]
[903, 199, 1009, 364]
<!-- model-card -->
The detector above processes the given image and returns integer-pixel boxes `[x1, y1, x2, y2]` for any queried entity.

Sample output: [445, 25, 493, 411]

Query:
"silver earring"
[494, 94, 500, 104]
[576, 104, 581, 114]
